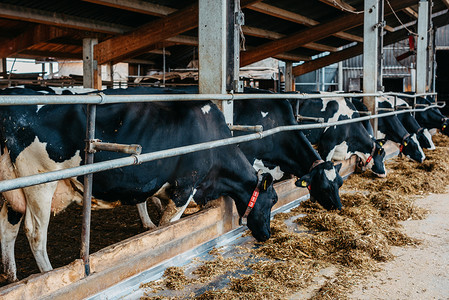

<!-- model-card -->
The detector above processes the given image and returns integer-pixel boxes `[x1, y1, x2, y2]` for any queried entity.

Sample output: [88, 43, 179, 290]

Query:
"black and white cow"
[405, 95, 449, 136]
[351, 97, 426, 163]
[383, 95, 435, 150]
[293, 95, 387, 177]
[233, 88, 344, 210]
[0, 87, 278, 282]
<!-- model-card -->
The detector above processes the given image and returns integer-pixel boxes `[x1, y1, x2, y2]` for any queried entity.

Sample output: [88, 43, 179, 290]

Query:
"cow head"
[441, 118, 449, 136]
[368, 139, 387, 177]
[416, 128, 435, 150]
[401, 134, 425, 163]
[240, 172, 277, 242]
[295, 161, 343, 210]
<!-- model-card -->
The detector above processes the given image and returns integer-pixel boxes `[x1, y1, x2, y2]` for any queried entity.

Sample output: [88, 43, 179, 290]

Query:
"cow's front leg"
[0, 200, 23, 282]
[22, 182, 57, 273]
[136, 201, 157, 230]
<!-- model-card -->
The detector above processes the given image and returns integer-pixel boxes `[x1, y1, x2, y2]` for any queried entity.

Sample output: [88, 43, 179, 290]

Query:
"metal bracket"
[296, 115, 325, 123]
[87, 139, 142, 155]
[233, 80, 244, 93]
[373, 20, 386, 30]
[229, 125, 263, 132]
[235, 11, 245, 26]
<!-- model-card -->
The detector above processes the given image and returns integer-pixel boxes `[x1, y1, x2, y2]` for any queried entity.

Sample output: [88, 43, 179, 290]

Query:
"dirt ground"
[347, 191, 449, 299]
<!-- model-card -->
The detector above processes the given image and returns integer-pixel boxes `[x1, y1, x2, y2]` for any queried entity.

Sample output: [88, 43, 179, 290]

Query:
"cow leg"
[136, 201, 157, 230]
[22, 182, 57, 273]
[159, 189, 197, 225]
[0, 201, 23, 282]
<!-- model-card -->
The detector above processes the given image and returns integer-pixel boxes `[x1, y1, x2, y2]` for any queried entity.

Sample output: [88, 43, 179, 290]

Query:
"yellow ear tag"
[379, 142, 383, 147]
[443, 125, 447, 129]
[403, 142, 408, 146]
[301, 180, 307, 187]
[263, 181, 267, 191]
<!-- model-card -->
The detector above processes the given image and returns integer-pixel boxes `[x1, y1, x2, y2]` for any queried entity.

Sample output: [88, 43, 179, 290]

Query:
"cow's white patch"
[201, 104, 211, 114]
[252, 159, 284, 180]
[324, 168, 337, 181]
[376, 131, 386, 139]
[331, 141, 350, 161]
[384, 95, 408, 107]
[319, 94, 355, 123]
[170, 189, 197, 222]
[0, 202, 23, 282]
[411, 134, 425, 162]
[261, 111, 269, 118]
[14, 137, 82, 273]
[36, 105, 45, 113]
[423, 129, 435, 150]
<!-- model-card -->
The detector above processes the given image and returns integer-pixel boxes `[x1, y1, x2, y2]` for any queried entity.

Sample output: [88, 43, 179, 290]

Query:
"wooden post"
[83, 38, 101, 90]
[0, 58, 6, 78]
[285, 61, 294, 92]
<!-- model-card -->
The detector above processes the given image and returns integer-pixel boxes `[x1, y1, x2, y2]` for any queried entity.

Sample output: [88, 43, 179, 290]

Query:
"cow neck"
[240, 177, 261, 226]
[399, 133, 411, 153]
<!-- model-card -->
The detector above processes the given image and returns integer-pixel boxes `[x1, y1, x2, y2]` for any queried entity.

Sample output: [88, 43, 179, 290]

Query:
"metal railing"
[0, 90, 440, 276]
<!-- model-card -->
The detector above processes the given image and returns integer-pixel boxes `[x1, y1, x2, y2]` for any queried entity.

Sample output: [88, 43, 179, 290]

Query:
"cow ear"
[334, 163, 342, 173]
[259, 173, 273, 191]
[296, 173, 312, 188]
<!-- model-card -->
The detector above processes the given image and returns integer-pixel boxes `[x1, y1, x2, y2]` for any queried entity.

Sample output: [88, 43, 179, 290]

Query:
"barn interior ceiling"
[0, 0, 448, 75]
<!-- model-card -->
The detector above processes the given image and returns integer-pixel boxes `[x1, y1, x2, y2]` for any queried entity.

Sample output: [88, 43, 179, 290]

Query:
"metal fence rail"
[0, 91, 437, 106]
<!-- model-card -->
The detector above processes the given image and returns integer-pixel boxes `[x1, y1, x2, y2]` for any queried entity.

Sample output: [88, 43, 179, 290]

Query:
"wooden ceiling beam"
[292, 27, 413, 77]
[241, 0, 417, 67]
[274, 53, 311, 62]
[93, 0, 263, 64]
[94, 3, 198, 64]
[0, 25, 70, 58]
[0, 3, 130, 34]
[317, 0, 358, 12]
[82, 0, 176, 16]
[403, 7, 418, 18]
[247, 2, 363, 43]
[242, 26, 339, 52]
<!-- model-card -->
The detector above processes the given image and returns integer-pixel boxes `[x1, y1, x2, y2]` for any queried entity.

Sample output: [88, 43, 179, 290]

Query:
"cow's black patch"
[7, 206, 22, 225]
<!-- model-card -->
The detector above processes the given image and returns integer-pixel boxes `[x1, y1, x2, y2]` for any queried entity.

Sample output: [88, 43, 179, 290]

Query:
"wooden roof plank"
[242, 25, 339, 52]
[93, 0, 263, 64]
[81, 0, 176, 17]
[0, 3, 130, 34]
[247, 3, 363, 43]
[241, 0, 417, 67]
[0, 24, 69, 58]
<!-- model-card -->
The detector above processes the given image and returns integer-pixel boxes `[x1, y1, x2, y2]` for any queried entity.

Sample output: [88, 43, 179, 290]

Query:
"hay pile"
[140, 133, 449, 299]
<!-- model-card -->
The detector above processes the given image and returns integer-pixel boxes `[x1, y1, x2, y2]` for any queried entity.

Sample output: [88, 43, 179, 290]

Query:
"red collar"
[240, 187, 260, 226]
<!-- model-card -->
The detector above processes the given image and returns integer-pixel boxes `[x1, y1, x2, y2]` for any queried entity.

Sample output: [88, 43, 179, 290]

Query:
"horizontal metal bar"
[0, 92, 438, 106]
[0, 103, 444, 193]
[91, 141, 142, 155]
[229, 125, 263, 132]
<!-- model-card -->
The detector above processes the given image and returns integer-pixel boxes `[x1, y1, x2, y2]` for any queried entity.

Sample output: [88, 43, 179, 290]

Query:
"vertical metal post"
[199, 0, 233, 125]
[416, 0, 429, 94]
[81, 38, 99, 276]
[285, 61, 294, 92]
[81, 104, 95, 277]
[338, 61, 343, 91]
[363, 0, 382, 137]
[321, 66, 326, 91]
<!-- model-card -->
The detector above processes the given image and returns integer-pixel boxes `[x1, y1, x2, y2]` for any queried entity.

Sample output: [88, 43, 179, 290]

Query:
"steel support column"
[199, 0, 233, 125]
[416, 0, 429, 94]
[363, 0, 383, 137]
